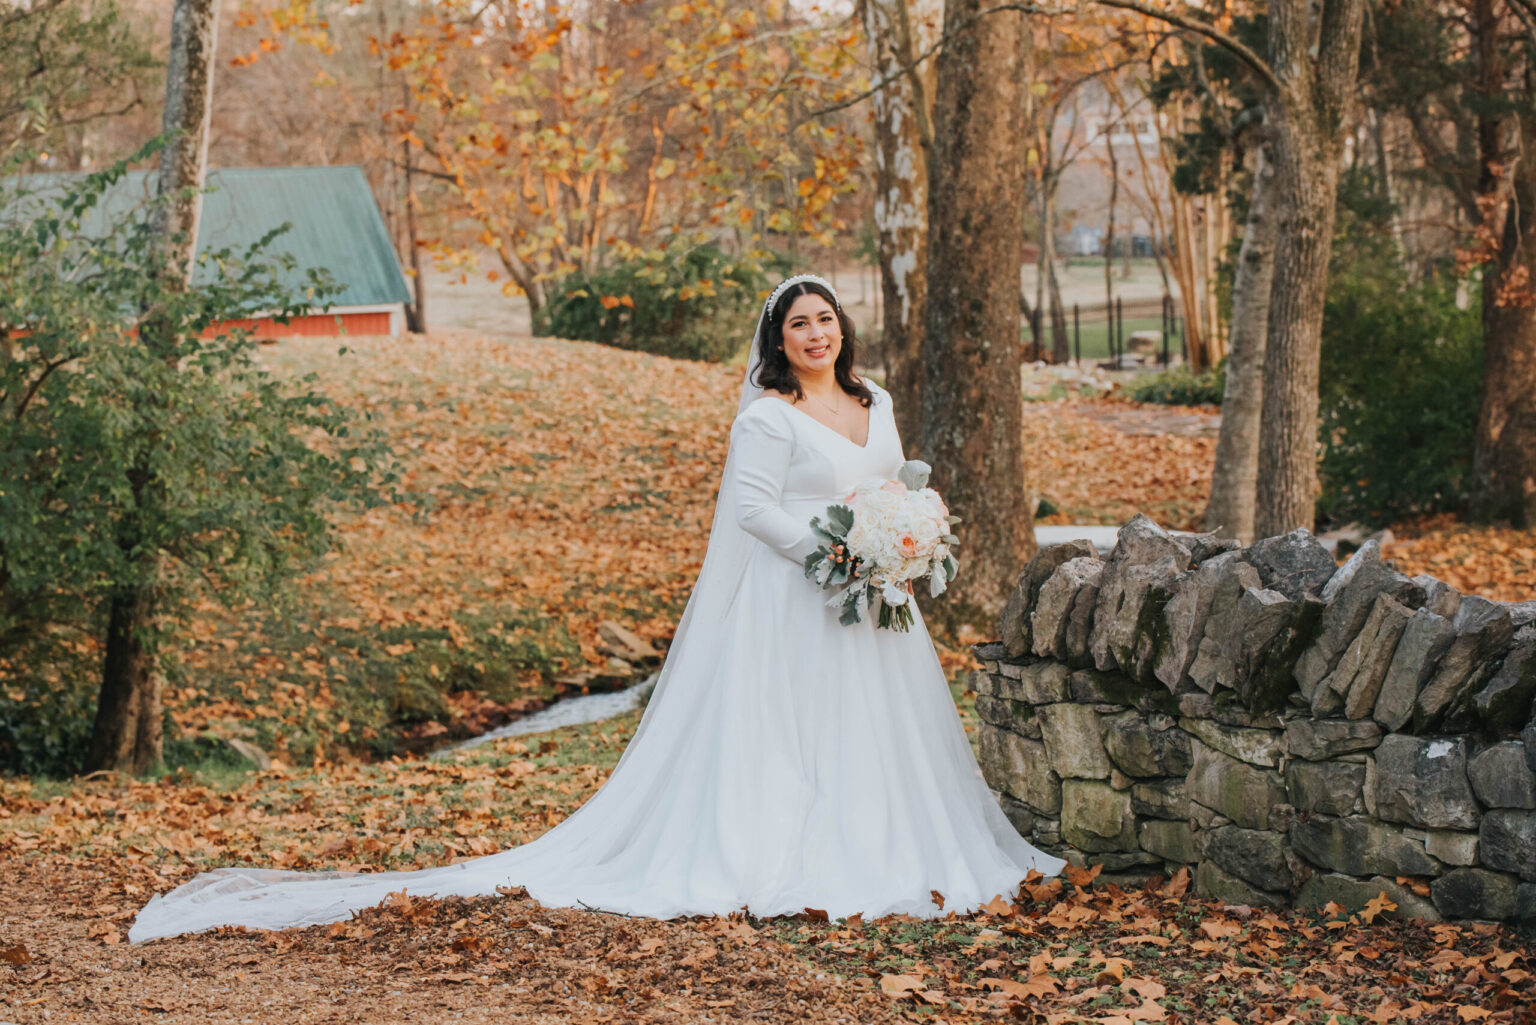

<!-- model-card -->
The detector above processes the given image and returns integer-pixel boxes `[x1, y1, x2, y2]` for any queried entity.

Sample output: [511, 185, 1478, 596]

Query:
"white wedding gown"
[129, 378, 1064, 943]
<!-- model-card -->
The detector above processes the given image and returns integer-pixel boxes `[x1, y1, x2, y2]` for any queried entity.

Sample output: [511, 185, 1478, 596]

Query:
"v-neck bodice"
[766, 395, 874, 450]
[734, 380, 906, 519]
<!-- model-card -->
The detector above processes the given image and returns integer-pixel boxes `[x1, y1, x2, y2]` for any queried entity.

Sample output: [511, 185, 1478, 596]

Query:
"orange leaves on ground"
[1024, 398, 1216, 531]
[1383, 514, 1535, 602]
[158, 332, 755, 757]
[846, 859, 1533, 1024]
[0, 721, 626, 876]
[980, 894, 1016, 917]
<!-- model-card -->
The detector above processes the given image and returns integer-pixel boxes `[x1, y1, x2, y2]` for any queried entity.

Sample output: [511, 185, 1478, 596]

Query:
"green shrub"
[537, 243, 783, 362]
[0, 141, 394, 776]
[1128, 363, 1226, 406]
[1317, 267, 1481, 523]
[0, 643, 99, 779]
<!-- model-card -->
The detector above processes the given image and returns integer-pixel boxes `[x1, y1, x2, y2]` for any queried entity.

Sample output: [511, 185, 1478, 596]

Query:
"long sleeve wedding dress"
[129, 304, 1064, 945]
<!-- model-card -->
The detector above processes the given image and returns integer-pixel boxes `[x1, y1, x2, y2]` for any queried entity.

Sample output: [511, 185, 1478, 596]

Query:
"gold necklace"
[807, 388, 842, 415]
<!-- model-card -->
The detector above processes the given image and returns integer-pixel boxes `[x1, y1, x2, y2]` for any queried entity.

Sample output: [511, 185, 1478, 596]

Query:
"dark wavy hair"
[751, 280, 873, 408]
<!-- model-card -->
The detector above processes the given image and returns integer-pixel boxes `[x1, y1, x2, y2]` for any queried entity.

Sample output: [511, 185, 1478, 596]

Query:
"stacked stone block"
[977, 515, 1536, 930]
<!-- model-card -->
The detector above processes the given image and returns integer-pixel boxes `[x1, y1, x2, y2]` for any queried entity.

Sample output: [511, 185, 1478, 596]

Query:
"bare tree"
[1099, 0, 1366, 536]
[1203, 138, 1276, 541]
[1253, 0, 1366, 536]
[861, 0, 935, 448]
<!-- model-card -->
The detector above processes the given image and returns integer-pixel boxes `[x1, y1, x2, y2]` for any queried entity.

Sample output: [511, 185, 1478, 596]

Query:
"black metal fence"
[1026, 295, 1187, 368]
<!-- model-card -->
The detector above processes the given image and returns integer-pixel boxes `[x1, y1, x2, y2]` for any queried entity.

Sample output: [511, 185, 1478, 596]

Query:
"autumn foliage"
[242, 0, 868, 314]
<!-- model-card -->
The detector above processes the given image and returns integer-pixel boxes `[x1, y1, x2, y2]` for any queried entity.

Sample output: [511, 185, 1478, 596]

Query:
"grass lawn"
[1025, 316, 1175, 363]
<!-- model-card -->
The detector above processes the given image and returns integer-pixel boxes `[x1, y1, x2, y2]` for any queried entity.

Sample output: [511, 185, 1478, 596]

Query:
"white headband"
[761, 273, 841, 322]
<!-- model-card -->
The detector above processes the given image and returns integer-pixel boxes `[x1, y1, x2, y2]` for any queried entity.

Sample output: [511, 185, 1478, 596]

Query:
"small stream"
[439, 672, 658, 756]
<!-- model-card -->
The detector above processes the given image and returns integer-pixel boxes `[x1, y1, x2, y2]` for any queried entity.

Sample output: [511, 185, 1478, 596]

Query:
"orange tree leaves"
[373, 0, 867, 308]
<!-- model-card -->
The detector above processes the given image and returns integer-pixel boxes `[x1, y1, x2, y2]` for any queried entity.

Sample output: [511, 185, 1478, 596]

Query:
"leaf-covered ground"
[4, 332, 1534, 1022]
[3, 712, 1532, 1023]
[144, 334, 1533, 760]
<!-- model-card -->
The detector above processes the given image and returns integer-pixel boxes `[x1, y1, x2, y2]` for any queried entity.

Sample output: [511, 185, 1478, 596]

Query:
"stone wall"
[974, 515, 1536, 930]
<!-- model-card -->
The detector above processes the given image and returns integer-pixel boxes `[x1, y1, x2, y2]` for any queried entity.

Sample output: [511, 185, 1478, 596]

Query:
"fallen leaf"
[1360, 892, 1398, 924]
[87, 922, 122, 945]
[980, 894, 1015, 916]
[1114, 934, 1171, 947]
[1124, 977, 1167, 1000]
[880, 973, 925, 999]
[1200, 918, 1243, 940]
[1127, 996, 1168, 1021]
[1161, 867, 1191, 897]
[981, 974, 1058, 999]
[1063, 862, 1103, 888]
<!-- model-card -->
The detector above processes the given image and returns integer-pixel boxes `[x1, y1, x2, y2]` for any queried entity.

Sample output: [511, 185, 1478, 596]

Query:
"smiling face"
[779, 292, 843, 377]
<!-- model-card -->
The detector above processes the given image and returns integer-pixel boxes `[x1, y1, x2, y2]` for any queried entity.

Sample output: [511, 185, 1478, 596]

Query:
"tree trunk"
[147, 0, 218, 278]
[85, 582, 158, 774]
[1470, 150, 1536, 526]
[862, 0, 930, 450]
[404, 157, 426, 333]
[87, 0, 219, 775]
[1204, 142, 1276, 542]
[1254, 126, 1338, 537]
[921, 0, 1032, 631]
[1039, 174, 1069, 363]
[1467, 0, 1536, 527]
[1253, 0, 1365, 538]
[1047, 254, 1069, 364]
[1103, 135, 1118, 347]
[402, 84, 427, 334]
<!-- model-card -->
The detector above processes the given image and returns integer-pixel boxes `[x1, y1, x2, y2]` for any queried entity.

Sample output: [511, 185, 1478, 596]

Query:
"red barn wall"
[207, 311, 393, 339]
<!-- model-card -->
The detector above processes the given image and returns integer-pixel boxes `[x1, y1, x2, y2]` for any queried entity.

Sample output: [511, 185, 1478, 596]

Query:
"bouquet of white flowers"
[801, 460, 961, 631]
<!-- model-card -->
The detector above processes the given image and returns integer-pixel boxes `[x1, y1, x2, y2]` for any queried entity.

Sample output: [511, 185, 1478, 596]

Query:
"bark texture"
[920, 0, 1033, 629]
[1204, 142, 1276, 542]
[87, 0, 219, 775]
[863, 0, 932, 452]
[1471, 147, 1536, 526]
[1253, 0, 1365, 537]
[1467, 1, 1536, 526]
[85, 560, 161, 774]
[147, 0, 218, 277]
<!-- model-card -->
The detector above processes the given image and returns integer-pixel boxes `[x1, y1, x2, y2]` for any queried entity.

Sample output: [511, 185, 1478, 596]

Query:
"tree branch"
[1090, 0, 1282, 95]
[799, 2, 1061, 123]
[11, 354, 75, 421]
[0, 0, 65, 33]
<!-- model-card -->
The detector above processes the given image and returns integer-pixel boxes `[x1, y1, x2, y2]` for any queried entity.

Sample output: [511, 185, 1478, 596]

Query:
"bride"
[128, 272, 1065, 943]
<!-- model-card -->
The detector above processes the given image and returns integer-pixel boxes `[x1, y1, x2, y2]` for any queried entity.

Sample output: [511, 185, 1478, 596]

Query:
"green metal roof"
[8, 165, 412, 308]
